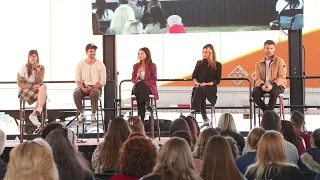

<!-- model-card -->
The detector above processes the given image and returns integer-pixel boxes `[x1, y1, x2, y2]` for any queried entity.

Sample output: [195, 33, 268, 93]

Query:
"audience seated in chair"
[122, 20, 143, 34]
[242, 110, 299, 165]
[200, 136, 245, 180]
[236, 128, 265, 175]
[167, 15, 186, 33]
[144, 6, 168, 34]
[217, 113, 245, 154]
[225, 136, 240, 160]
[106, 5, 135, 35]
[290, 110, 311, 148]
[110, 136, 157, 180]
[92, 117, 131, 173]
[4, 138, 59, 180]
[45, 128, 94, 180]
[169, 118, 192, 148]
[281, 120, 306, 156]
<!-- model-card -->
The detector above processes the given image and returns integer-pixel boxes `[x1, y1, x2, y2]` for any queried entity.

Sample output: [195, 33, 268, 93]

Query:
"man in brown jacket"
[252, 40, 287, 112]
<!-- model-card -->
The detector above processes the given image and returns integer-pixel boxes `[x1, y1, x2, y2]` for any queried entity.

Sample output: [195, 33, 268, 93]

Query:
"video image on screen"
[91, 0, 304, 35]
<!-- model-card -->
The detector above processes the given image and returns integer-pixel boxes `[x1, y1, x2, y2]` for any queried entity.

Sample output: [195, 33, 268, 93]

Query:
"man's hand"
[265, 85, 273, 92]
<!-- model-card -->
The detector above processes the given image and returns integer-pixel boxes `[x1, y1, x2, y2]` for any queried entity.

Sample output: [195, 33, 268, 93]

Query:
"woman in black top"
[189, 44, 222, 122]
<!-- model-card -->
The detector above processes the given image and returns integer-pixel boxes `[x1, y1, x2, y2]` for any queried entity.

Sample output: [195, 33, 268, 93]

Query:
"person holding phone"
[17, 50, 46, 126]
[73, 43, 106, 126]
[131, 47, 158, 121]
[189, 44, 222, 123]
[252, 40, 287, 112]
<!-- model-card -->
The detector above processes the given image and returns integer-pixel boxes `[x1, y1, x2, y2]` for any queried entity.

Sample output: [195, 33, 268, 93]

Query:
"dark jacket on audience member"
[245, 166, 305, 180]
[220, 131, 245, 154]
[236, 151, 257, 175]
[299, 148, 320, 174]
[0, 158, 6, 180]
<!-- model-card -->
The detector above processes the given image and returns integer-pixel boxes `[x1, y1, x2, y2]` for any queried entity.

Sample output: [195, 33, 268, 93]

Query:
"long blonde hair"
[153, 137, 202, 180]
[217, 113, 238, 134]
[200, 136, 243, 180]
[202, 44, 217, 70]
[246, 131, 291, 179]
[193, 128, 220, 160]
[5, 138, 58, 180]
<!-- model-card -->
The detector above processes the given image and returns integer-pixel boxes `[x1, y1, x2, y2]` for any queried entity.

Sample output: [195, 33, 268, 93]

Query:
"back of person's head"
[167, 15, 182, 27]
[246, 131, 287, 179]
[40, 122, 63, 139]
[281, 120, 300, 147]
[217, 113, 238, 134]
[5, 138, 58, 180]
[247, 127, 266, 150]
[45, 128, 87, 180]
[150, 6, 167, 29]
[96, 0, 108, 19]
[261, 110, 281, 131]
[180, 116, 198, 147]
[110, 5, 135, 34]
[98, 117, 131, 169]
[193, 128, 220, 160]
[122, 20, 143, 34]
[153, 137, 201, 180]
[200, 136, 242, 180]
[0, 129, 5, 156]
[127, 116, 145, 134]
[170, 118, 191, 137]
[290, 110, 305, 128]
[128, 132, 145, 139]
[147, 0, 161, 12]
[225, 136, 239, 160]
[120, 137, 157, 177]
[171, 130, 192, 149]
[311, 128, 320, 148]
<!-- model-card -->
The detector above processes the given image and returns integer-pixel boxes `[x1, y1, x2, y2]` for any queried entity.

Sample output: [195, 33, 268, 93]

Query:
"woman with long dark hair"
[17, 50, 47, 126]
[144, 6, 167, 34]
[131, 47, 158, 121]
[189, 44, 222, 123]
[281, 120, 306, 156]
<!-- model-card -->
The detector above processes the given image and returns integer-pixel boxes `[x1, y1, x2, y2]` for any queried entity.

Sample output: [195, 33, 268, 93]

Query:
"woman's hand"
[200, 82, 207, 86]
[33, 84, 40, 90]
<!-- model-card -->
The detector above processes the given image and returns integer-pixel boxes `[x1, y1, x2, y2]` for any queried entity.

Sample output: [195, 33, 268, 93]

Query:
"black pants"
[191, 86, 217, 120]
[252, 86, 284, 112]
[132, 81, 151, 121]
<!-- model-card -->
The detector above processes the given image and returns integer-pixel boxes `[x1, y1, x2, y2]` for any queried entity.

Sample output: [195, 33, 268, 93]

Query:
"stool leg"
[150, 98, 154, 140]
[76, 111, 79, 138]
[210, 105, 213, 127]
[131, 98, 134, 116]
[82, 99, 85, 138]
[19, 101, 23, 143]
[154, 99, 160, 141]
[100, 99, 104, 132]
[279, 96, 285, 120]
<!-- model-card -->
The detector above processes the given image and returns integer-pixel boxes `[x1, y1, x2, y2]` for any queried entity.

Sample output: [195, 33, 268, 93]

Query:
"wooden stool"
[19, 100, 47, 143]
[76, 96, 104, 142]
[131, 95, 160, 140]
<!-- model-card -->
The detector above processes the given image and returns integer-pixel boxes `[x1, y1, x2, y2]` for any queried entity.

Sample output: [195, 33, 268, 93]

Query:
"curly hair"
[120, 137, 157, 177]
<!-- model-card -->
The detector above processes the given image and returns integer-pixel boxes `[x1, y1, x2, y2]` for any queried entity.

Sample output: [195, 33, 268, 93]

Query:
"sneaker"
[145, 102, 153, 112]
[203, 118, 210, 122]
[36, 107, 43, 117]
[91, 114, 97, 125]
[76, 114, 86, 126]
[200, 122, 210, 129]
[29, 114, 41, 126]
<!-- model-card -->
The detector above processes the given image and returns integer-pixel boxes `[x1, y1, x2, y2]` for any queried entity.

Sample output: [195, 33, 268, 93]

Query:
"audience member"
[245, 131, 305, 180]
[0, 129, 6, 179]
[40, 122, 63, 139]
[122, 20, 143, 34]
[92, 117, 131, 172]
[236, 128, 266, 175]
[290, 110, 311, 148]
[127, 0, 143, 20]
[95, 0, 113, 21]
[170, 118, 191, 137]
[242, 110, 299, 165]
[141, 0, 162, 25]
[217, 113, 245, 154]
[193, 128, 220, 160]
[106, 5, 135, 35]
[127, 116, 160, 151]
[92, 13, 104, 35]
[171, 130, 192, 149]
[141, 137, 202, 180]
[144, 6, 168, 34]
[167, 15, 186, 33]
[4, 138, 58, 180]
[180, 116, 199, 147]
[110, 137, 157, 180]
[200, 136, 245, 180]
[299, 128, 320, 174]
[281, 120, 306, 155]
[45, 128, 94, 180]
[225, 136, 239, 160]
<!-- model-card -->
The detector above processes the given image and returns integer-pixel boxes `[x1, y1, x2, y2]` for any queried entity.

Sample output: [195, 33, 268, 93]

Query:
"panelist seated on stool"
[73, 43, 107, 125]
[17, 50, 47, 126]
[252, 40, 287, 112]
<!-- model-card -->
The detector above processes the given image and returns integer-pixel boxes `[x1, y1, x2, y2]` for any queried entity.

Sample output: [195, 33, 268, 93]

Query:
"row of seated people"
[92, 0, 186, 35]
[0, 109, 319, 180]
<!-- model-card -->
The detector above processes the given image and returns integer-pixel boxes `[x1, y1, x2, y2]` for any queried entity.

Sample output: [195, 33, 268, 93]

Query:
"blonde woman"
[106, 5, 135, 35]
[217, 113, 245, 153]
[245, 131, 305, 180]
[142, 137, 202, 180]
[236, 128, 265, 174]
[4, 138, 58, 180]
[189, 44, 222, 123]
[200, 136, 244, 180]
